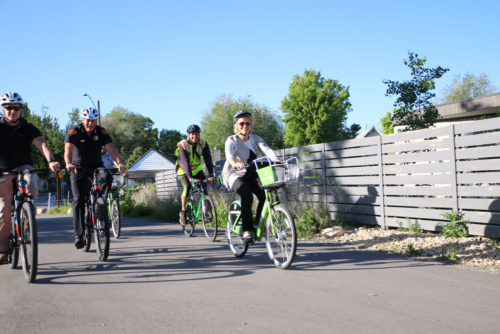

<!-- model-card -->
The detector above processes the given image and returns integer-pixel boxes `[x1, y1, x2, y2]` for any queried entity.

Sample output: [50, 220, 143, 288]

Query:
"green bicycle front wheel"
[265, 204, 297, 269]
[201, 196, 218, 241]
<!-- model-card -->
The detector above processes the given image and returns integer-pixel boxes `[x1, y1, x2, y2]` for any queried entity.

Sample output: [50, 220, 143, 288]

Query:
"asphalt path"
[1, 215, 499, 334]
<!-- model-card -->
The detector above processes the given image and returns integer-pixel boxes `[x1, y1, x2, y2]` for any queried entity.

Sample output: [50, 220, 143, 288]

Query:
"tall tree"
[156, 129, 183, 157]
[281, 69, 359, 147]
[101, 106, 158, 166]
[384, 51, 449, 132]
[66, 108, 80, 133]
[380, 111, 394, 134]
[23, 104, 65, 169]
[440, 73, 497, 103]
[201, 94, 284, 154]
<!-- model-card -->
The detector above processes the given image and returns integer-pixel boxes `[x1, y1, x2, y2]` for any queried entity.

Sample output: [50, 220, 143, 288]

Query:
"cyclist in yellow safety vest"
[175, 124, 215, 225]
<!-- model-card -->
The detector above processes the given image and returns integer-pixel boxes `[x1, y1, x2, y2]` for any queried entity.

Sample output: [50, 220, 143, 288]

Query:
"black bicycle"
[6, 168, 47, 283]
[80, 168, 110, 261]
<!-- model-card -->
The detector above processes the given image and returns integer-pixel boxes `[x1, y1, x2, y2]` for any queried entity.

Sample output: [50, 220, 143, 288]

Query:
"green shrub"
[292, 204, 332, 239]
[398, 218, 423, 234]
[405, 243, 422, 256]
[439, 211, 469, 238]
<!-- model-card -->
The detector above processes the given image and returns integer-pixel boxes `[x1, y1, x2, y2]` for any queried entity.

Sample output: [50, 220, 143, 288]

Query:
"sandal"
[242, 231, 254, 244]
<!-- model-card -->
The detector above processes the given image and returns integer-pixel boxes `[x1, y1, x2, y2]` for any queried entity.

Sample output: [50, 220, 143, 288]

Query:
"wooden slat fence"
[154, 117, 500, 237]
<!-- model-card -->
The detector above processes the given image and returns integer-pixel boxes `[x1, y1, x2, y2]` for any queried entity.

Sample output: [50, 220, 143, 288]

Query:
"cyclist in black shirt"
[64, 107, 126, 249]
[0, 91, 60, 264]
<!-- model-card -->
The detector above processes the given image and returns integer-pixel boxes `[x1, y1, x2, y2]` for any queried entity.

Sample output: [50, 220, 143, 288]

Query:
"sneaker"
[0, 253, 8, 265]
[75, 236, 84, 249]
[179, 211, 186, 226]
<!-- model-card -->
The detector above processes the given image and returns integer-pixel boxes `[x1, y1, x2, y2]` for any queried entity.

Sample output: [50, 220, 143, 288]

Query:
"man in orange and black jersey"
[64, 107, 126, 249]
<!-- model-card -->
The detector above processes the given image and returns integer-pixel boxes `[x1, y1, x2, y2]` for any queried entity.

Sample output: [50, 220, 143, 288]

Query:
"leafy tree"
[66, 108, 80, 133]
[380, 111, 394, 134]
[23, 104, 65, 169]
[384, 52, 448, 132]
[440, 73, 497, 103]
[101, 106, 158, 166]
[281, 69, 359, 147]
[156, 129, 183, 157]
[201, 94, 284, 154]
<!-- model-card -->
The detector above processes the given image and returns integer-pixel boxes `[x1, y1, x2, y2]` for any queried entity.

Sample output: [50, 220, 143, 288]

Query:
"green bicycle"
[107, 169, 124, 238]
[227, 157, 299, 269]
[183, 178, 219, 241]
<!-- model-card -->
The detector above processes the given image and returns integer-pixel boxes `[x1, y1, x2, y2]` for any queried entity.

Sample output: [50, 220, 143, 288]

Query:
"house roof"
[128, 148, 176, 173]
[435, 92, 500, 121]
[356, 126, 381, 138]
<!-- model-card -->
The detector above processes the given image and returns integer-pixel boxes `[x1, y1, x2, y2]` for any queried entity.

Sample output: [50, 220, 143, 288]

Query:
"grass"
[47, 205, 72, 214]
[437, 245, 459, 262]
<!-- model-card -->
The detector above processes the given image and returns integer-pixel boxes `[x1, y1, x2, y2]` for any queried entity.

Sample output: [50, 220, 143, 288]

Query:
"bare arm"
[32, 136, 60, 172]
[64, 142, 77, 174]
[104, 143, 126, 174]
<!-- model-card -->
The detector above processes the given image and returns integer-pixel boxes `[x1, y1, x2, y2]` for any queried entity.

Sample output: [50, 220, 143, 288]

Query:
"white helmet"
[81, 107, 99, 120]
[1, 91, 23, 105]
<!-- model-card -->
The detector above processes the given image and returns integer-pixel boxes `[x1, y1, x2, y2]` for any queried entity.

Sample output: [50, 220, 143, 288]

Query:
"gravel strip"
[314, 227, 500, 273]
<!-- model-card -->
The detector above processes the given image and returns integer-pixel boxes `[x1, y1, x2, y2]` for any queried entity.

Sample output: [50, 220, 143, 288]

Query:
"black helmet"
[186, 124, 201, 133]
[233, 110, 252, 123]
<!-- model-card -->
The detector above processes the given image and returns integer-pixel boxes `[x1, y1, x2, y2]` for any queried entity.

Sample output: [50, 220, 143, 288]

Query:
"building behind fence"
[155, 117, 500, 238]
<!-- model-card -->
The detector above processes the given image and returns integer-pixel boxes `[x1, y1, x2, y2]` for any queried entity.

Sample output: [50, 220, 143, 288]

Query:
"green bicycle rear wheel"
[227, 200, 248, 258]
[183, 200, 195, 237]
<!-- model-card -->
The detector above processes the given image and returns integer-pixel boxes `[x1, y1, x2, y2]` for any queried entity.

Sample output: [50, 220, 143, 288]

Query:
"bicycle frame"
[189, 181, 207, 224]
[230, 186, 279, 241]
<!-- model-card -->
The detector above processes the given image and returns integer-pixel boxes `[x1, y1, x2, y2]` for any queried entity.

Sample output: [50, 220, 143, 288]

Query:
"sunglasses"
[3, 106, 21, 111]
[238, 121, 251, 127]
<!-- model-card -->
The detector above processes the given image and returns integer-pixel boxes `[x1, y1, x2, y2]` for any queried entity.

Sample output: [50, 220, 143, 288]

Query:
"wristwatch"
[49, 157, 56, 163]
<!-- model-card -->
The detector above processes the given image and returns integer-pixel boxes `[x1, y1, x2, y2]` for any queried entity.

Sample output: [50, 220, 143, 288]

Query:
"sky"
[1, 0, 499, 136]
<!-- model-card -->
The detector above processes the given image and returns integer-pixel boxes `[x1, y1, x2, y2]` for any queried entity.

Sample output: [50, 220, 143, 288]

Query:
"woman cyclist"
[222, 110, 279, 241]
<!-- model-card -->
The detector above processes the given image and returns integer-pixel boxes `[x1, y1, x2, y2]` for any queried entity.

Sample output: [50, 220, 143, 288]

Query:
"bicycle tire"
[183, 200, 195, 237]
[265, 204, 297, 269]
[227, 200, 248, 258]
[201, 196, 218, 241]
[94, 197, 110, 261]
[83, 207, 92, 252]
[111, 199, 121, 238]
[19, 201, 38, 282]
[8, 217, 19, 269]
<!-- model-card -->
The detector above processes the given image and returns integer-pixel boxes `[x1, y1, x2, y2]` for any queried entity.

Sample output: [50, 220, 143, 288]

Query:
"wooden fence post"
[378, 135, 387, 229]
[449, 124, 459, 212]
[322, 143, 328, 208]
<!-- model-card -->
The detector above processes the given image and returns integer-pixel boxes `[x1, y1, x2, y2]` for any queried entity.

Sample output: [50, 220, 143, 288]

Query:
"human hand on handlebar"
[48, 161, 61, 173]
[66, 162, 77, 174]
[234, 161, 245, 170]
[207, 176, 215, 184]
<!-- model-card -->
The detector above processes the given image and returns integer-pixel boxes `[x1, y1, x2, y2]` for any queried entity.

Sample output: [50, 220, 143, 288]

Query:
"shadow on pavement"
[33, 216, 433, 285]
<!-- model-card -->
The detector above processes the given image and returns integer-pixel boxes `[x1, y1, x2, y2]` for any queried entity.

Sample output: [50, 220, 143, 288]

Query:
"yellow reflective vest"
[175, 139, 206, 176]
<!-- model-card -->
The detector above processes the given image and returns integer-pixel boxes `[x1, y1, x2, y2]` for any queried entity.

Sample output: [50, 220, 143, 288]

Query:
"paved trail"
[1, 215, 499, 334]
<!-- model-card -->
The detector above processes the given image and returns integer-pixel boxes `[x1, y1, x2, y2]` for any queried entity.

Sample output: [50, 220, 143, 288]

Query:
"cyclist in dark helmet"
[175, 124, 215, 226]
[221, 110, 279, 242]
